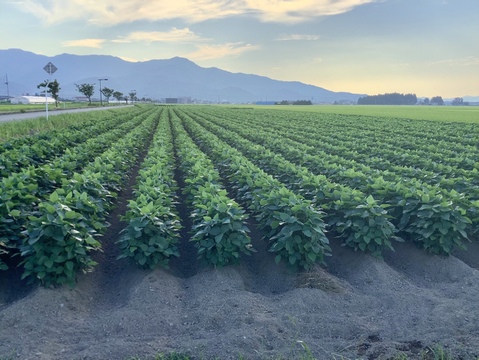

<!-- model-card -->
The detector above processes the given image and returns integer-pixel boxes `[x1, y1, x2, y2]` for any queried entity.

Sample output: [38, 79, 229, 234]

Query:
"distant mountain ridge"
[0, 48, 363, 103]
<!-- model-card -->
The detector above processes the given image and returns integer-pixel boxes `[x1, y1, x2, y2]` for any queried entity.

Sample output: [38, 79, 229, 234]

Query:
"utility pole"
[5, 74, 9, 98]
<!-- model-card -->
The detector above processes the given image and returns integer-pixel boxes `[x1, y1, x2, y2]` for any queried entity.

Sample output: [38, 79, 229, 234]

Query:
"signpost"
[43, 62, 57, 120]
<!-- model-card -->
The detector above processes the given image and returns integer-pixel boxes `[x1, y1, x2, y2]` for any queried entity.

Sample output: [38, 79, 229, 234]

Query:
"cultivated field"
[1, 105, 479, 359]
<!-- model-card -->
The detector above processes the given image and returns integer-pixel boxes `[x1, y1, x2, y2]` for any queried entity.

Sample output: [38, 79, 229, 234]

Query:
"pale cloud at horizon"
[186, 43, 259, 61]
[62, 38, 105, 48]
[276, 34, 320, 41]
[114, 28, 206, 44]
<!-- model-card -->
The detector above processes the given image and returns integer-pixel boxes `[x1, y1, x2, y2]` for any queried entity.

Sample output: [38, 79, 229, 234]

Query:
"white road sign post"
[43, 62, 57, 120]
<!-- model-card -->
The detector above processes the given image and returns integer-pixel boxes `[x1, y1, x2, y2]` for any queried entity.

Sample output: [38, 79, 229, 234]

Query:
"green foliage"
[119, 200, 180, 269]
[75, 83, 95, 104]
[185, 110, 398, 258]
[255, 186, 329, 268]
[0, 106, 158, 285]
[118, 110, 181, 269]
[175, 110, 330, 270]
[398, 188, 470, 254]
[336, 195, 397, 257]
[37, 79, 61, 107]
[171, 110, 253, 266]
[193, 106, 472, 256]
[20, 190, 101, 287]
[190, 185, 252, 266]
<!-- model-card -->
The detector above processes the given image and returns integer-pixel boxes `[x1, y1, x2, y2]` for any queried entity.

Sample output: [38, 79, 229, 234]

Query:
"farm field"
[251, 104, 479, 123]
[1, 105, 479, 359]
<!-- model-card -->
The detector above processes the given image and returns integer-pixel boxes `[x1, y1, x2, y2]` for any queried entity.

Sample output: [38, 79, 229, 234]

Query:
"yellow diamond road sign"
[43, 62, 57, 75]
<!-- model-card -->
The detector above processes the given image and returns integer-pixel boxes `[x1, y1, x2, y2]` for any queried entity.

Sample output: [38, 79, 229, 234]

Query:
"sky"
[1, 0, 478, 98]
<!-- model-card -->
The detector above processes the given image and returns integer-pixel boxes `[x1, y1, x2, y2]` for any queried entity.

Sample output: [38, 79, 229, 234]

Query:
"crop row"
[2, 105, 476, 284]
[173, 109, 331, 269]
[1, 108, 159, 284]
[180, 107, 472, 255]
[0, 107, 148, 177]
[179, 110, 397, 257]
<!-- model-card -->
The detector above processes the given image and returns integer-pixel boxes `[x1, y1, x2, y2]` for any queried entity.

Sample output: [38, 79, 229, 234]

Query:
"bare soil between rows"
[1, 222, 479, 359]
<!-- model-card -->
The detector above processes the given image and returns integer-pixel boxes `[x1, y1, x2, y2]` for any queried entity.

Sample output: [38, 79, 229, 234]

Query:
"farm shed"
[10, 96, 55, 104]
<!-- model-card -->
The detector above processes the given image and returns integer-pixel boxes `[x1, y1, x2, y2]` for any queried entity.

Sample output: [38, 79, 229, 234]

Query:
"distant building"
[164, 97, 192, 104]
[10, 96, 55, 104]
[178, 97, 192, 104]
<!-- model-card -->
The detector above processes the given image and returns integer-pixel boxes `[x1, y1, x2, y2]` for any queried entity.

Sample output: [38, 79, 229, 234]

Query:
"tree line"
[37, 79, 138, 107]
[275, 100, 313, 105]
[357, 93, 417, 105]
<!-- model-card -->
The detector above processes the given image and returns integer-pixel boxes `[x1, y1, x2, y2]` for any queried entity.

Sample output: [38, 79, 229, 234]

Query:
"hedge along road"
[0, 105, 134, 123]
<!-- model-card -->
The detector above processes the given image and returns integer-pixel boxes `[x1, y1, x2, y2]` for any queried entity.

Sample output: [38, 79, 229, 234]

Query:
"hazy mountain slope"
[0, 49, 363, 103]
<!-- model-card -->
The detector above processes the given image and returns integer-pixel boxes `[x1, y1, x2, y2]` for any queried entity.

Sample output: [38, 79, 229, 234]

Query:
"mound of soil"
[1, 226, 479, 360]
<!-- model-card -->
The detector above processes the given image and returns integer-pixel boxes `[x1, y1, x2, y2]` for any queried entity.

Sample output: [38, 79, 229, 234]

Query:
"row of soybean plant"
[184, 107, 471, 256]
[119, 108, 252, 268]
[0, 108, 159, 285]
[0, 106, 146, 177]
[179, 108, 396, 258]
[249, 110, 479, 188]
[0, 107, 155, 272]
[174, 109, 329, 270]
[223, 110, 479, 235]
[203, 107, 479, 220]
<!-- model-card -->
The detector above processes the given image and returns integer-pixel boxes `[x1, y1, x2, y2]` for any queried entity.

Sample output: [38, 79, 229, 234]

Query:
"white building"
[10, 96, 55, 104]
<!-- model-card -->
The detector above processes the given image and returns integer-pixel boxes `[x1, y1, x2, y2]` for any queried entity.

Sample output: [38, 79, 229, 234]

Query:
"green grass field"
[0, 102, 122, 114]
[244, 104, 479, 123]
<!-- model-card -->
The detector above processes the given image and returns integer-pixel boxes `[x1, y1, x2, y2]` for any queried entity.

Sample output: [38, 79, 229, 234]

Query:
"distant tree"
[452, 97, 464, 106]
[129, 90, 137, 103]
[358, 92, 417, 105]
[112, 91, 124, 102]
[293, 100, 313, 105]
[101, 87, 114, 104]
[37, 79, 61, 107]
[422, 97, 430, 105]
[75, 83, 95, 105]
[430, 96, 444, 105]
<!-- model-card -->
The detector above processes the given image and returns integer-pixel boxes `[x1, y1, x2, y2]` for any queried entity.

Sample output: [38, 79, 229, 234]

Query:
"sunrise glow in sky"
[1, 0, 478, 98]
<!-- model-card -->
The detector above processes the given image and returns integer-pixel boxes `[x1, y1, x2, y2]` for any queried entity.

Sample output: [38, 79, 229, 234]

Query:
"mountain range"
[0, 49, 363, 104]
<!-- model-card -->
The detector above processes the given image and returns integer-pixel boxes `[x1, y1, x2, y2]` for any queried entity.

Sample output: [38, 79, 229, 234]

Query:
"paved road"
[0, 105, 134, 123]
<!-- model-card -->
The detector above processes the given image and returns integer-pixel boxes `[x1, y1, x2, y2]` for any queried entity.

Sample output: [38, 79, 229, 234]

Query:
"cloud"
[10, 0, 380, 25]
[186, 42, 259, 61]
[276, 34, 320, 41]
[62, 38, 105, 48]
[430, 56, 479, 67]
[114, 28, 206, 44]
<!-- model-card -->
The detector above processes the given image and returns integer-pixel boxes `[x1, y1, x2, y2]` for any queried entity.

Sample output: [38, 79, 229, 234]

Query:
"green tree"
[112, 91, 123, 102]
[430, 96, 444, 105]
[101, 87, 114, 104]
[37, 79, 61, 107]
[75, 83, 95, 105]
[129, 90, 137, 103]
